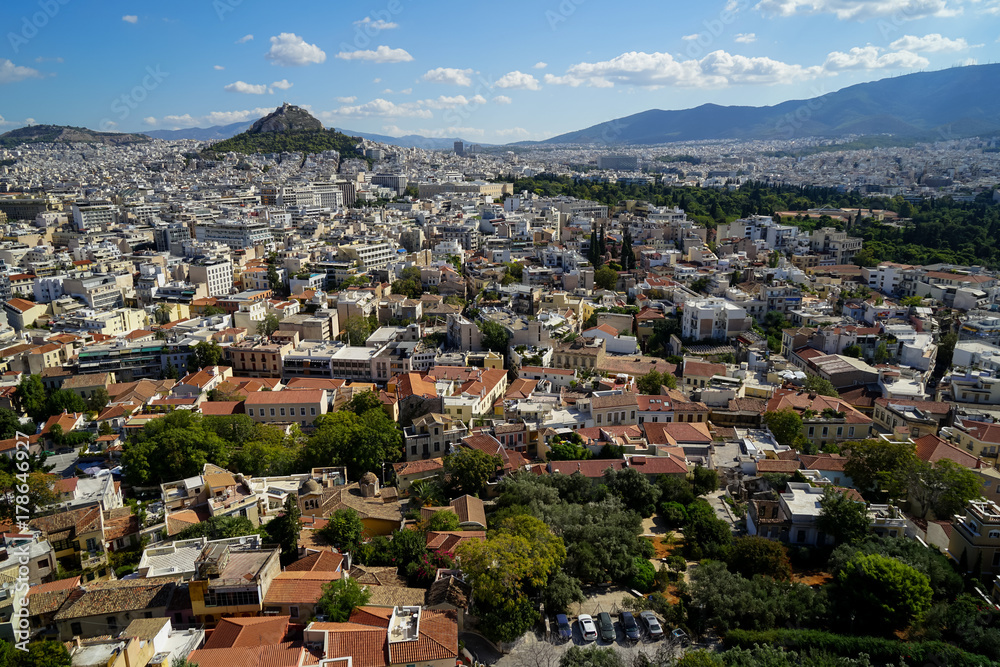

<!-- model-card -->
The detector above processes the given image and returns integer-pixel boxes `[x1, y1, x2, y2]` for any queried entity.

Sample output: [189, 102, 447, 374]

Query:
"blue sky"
[1, 0, 997, 142]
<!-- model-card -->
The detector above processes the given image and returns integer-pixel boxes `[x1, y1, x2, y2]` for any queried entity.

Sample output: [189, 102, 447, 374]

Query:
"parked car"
[620, 611, 640, 641]
[671, 628, 689, 645]
[596, 611, 616, 643]
[579, 614, 598, 641]
[639, 611, 664, 640]
[556, 614, 572, 641]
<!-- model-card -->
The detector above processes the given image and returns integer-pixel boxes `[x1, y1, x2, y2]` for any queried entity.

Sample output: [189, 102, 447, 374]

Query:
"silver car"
[578, 614, 598, 642]
[639, 610, 663, 640]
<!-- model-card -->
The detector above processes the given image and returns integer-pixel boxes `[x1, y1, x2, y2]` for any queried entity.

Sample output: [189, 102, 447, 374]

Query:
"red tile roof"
[204, 616, 292, 649]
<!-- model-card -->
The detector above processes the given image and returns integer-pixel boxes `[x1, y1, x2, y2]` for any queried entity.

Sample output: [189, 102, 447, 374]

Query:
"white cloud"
[889, 33, 973, 52]
[336, 45, 413, 63]
[734, 33, 757, 43]
[422, 67, 474, 86]
[419, 94, 487, 109]
[957, 57, 977, 65]
[0, 59, 43, 84]
[336, 96, 357, 103]
[493, 95, 513, 105]
[271, 79, 293, 90]
[980, 0, 1000, 14]
[225, 81, 269, 95]
[24, 118, 35, 125]
[266, 33, 327, 66]
[823, 45, 928, 70]
[681, 34, 700, 41]
[354, 17, 398, 30]
[546, 50, 822, 88]
[213, 65, 225, 70]
[236, 34, 254, 44]
[412, 126, 487, 139]
[0, 116, 12, 127]
[400, 87, 412, 94]
[494, 70, 541, 90]
[143, 117, 157, 126]
[122, 15, 138, 24]
[373, 78, 382, 83]
[34, 56, 64, 63]
[534, 61, 548, 69]
[754, 0, 961, 21]
[495, 127, 531, 138]
[157, 107, 274, 128]
[322, 98, 432, 119]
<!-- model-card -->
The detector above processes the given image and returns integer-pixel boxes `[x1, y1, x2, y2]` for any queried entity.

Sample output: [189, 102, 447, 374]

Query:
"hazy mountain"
[537, 64, 1000, 145]
[143, 121, 251, 141]
[333, 129, 485, 150]
[0, 124, 150, 148]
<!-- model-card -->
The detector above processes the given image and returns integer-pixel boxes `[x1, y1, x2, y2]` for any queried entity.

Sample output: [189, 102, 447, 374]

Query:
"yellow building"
[188, 544, 281, 627]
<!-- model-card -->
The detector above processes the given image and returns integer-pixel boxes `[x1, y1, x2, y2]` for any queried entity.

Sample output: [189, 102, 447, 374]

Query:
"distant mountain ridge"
[0, 124, 150, 148]
[203, 104, 367, 160]
[143, 121, 252, 141]
[535, 64, 1000, 145]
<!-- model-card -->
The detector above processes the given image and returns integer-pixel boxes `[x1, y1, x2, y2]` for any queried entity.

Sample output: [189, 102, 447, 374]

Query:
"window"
[71, 622, 82, 636]
[310, 407, 316, 416]
[248, 408, 254, 416]
[107, 616, 118, 630]
[301, 408, 307, 416]
[270, 408, 276, 417]
[280, 408, 286, 416]
[290, 605, 300, 618]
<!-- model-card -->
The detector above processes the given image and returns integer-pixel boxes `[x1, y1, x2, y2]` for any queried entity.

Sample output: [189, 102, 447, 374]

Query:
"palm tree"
[407, 478, 444, 509]
[154, 303, 172, 325]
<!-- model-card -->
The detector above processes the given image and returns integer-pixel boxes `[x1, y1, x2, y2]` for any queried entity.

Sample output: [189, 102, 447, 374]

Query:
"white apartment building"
[194, 219, 274, 250]
[188, 259, 234, 297]
[863, 263, 908, 295]
[682, 299, 750, 341]
[337, 240, 397, 270]
[72, 203, 118, 232]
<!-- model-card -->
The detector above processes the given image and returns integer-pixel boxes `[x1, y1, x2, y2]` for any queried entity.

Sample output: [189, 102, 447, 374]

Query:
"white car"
[578, 614, 598, 642]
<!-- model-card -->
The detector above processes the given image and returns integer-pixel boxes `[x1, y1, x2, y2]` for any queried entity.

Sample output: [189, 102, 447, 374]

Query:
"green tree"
[834, 553, 932, 633]
[0, 470, 58, 520]
[121, 410, 231, 486]
[636, 369, 678, 394]
[85, 387, 111, 413]
[935, 332, 958, 375]
[175, 515, 258, 540]
[341, 315, 372, 346]
[316, 577, 371, 622]
[676, 651, 725, 667]
[628, 555, 657, 592]
[190, 341, 223, 370]
[319, 508, 365, 553]
[561, 646, 624, 667]
[827, 536, 961, 599]
[603, 467, 661, 518]
[684, 499, 733, 560]
[545, 437, 592, 461]
[843, 439, 916, 499]
[594, 265, 619, 291]
[15, 374, 47, 423]
[443, 447, 501, 497]
[478, 319, 510, 355]
[803, 374, 839, 397]
[256, 313, 280, 339]
[425, 510, 460, 532]
[908, 458, 984, 519]
[44, 390, 87, 418]
[264, 494, 301, 565]
[543, 570, 585, 614]
[303, 407, 401, 480]
[816, 487, 870, 545]
[874, 340, 890, 364]
[728, 535, 792, 580]
[389, 527, 428, 568]
[763, 409, 804, 448]
[391, 278, 422, 299]
[407, 478, 445, 508]
[17, 640, 72, 667]
[843, 344, 862, 358]
[691, 466, 719, 496]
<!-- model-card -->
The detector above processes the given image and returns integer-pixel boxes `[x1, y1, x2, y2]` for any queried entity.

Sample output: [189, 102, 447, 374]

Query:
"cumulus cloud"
[422, 67, 474, 86]
[354, 17, 398, 30]
[224, 81, 268, 95]
[0, 59, 43, 84]
[494, 70, 541, 90]
[236, 34, 254, 44]
[271, 79, 293, 90]
[823, 45, 929, 70]
[322, 98, 432, 119]
[534, 61, 548, 69]
[754, 0, 961, 21]
[336, 45, 413, 63]
[734, 33, 757, 43]
[545, 50, 821, 88]
[266, 33, 327, 66]
[493, 95, 513, 105]
[495, 127, 531, 138]
[34, 56, 64, 63]
[419, 94, 487, 109]
[889, 33, 974, 52]
[0, 116, 12, 127]
[336, 96, 357, 103]
[154, 107, 275, 128]
[122, 15, 138, 24]
[681, 34, 700, 41]
[213, 65, 225, 70]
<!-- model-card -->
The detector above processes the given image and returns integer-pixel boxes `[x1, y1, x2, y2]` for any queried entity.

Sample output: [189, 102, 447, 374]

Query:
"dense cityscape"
[3, 2, 1000, 667]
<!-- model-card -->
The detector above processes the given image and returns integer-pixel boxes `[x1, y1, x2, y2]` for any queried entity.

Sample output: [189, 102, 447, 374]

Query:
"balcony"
[81, 550, 107, 570]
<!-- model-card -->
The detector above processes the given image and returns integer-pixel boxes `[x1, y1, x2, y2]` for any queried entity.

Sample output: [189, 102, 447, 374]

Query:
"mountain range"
[537, 64, 1000, 145]
[0, 124, 149, 148]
